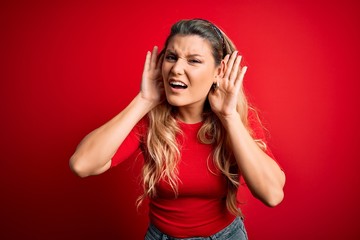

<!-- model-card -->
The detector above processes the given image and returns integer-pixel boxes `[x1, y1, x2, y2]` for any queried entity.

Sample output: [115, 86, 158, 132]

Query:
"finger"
[229, 55, 242, 84]
[234, 66, 247, 90]
[156, 52, 164, 70]
[223, 51, 238, 80]
[150, 46, 158, 69]
[221, 54, 230, 76]
[143, 50, 151, 72]
[223, 54, 230, 65]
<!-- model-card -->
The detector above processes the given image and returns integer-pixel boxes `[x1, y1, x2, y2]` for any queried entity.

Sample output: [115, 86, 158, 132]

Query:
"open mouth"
[169, 80, 188, 89]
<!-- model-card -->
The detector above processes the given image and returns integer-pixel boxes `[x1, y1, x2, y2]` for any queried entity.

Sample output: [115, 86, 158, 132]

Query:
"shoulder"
[135, 116, 149, 136]
[247, 107, 276, 159]
[247, 107, 266, 138]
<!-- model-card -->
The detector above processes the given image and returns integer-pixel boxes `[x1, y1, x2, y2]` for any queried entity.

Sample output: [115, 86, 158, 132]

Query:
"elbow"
[263, 188, 284, 207]
[256, 176, 286, 207]
[263, 177, 286, 207]
[253, 187, 284, 207]
[69, 155, 91, 178]
[265, 170, 286, 207]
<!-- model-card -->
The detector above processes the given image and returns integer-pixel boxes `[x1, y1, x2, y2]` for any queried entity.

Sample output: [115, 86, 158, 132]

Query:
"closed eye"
[189, 59, 202, 64]
[165, 54, 177, 62]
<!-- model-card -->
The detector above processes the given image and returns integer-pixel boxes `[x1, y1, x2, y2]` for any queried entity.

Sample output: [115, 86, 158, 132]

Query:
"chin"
[165, 95, 186, 107]
[165, 98, 182, 107]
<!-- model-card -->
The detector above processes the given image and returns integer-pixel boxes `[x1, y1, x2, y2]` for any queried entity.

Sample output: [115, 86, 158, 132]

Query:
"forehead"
[166, 35, 213, 56]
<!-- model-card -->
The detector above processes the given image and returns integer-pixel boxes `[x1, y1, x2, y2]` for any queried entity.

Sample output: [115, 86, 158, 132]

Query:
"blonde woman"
[70, 19, 285, 239]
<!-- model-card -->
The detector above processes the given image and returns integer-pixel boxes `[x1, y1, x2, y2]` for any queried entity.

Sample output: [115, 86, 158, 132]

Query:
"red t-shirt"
[111, 110, 274, 237]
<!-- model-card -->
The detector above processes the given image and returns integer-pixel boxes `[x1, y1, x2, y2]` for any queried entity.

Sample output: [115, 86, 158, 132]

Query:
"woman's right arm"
[69, 46, 163, 177]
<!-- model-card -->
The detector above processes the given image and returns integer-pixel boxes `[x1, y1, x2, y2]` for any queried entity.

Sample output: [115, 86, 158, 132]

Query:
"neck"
[176, 105, 204, 124]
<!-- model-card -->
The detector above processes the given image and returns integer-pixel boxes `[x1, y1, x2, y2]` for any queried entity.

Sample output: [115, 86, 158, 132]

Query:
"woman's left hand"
[208, 51, 247, 119]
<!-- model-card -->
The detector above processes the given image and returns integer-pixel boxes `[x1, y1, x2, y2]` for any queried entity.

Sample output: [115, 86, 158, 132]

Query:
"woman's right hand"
[140, 46, 164, 106]
[69, 47, 164, 178]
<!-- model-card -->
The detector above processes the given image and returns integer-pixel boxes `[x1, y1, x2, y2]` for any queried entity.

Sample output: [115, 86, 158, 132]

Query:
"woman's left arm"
[209, 51, 285, 207]
[221, 112, 285, 207]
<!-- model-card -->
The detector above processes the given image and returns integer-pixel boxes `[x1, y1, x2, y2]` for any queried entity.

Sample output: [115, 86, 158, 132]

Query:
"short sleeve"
[110, 117, 148, 167]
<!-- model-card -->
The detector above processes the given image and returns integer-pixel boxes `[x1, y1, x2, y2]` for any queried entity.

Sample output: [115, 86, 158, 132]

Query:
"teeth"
[170, 81, 187, 87]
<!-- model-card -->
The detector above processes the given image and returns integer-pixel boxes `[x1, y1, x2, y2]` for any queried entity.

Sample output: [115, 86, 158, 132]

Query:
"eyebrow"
[165, 50, 205, 58]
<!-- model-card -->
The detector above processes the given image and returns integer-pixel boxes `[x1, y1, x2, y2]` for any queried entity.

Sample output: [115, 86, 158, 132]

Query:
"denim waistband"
[145, 216, 248, 240]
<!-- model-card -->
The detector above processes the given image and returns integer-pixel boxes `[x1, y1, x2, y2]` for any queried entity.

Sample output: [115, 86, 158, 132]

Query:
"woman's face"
[162, 34, 220, 109]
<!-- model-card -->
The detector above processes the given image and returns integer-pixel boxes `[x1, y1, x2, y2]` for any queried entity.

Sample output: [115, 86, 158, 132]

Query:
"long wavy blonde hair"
[137, 19, 267, 216]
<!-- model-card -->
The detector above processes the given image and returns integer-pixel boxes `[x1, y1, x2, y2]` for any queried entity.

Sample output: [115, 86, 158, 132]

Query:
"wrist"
[135, 93, 159, 111]
[217, 112, 244, 130]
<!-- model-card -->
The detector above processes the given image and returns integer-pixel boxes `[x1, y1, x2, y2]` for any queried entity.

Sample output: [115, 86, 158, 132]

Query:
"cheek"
[198, 73, 216, 89]
[161, 65, 170, 79]
[193, 79, 213, 97]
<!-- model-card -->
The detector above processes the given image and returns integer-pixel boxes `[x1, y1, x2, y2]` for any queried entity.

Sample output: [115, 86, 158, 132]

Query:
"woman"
[70, 19, 285, 239]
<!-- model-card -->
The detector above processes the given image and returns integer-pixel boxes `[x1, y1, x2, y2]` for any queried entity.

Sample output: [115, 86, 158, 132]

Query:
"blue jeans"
[144, 217, 248, 240]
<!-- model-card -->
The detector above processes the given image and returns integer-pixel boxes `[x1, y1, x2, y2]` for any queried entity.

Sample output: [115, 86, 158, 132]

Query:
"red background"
[1, 0, 359, 239]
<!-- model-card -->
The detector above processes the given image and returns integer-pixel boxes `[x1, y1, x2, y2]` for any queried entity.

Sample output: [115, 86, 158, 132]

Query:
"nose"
[170, 58, 185, 75]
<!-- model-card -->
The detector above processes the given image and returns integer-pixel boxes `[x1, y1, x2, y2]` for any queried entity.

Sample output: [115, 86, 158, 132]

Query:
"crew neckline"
[177, 120, 204, 128]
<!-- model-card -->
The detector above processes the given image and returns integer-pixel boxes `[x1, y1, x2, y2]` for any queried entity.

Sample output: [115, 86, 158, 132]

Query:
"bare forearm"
[220, 114, 285, 207]
[69, 94, 156, 177]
